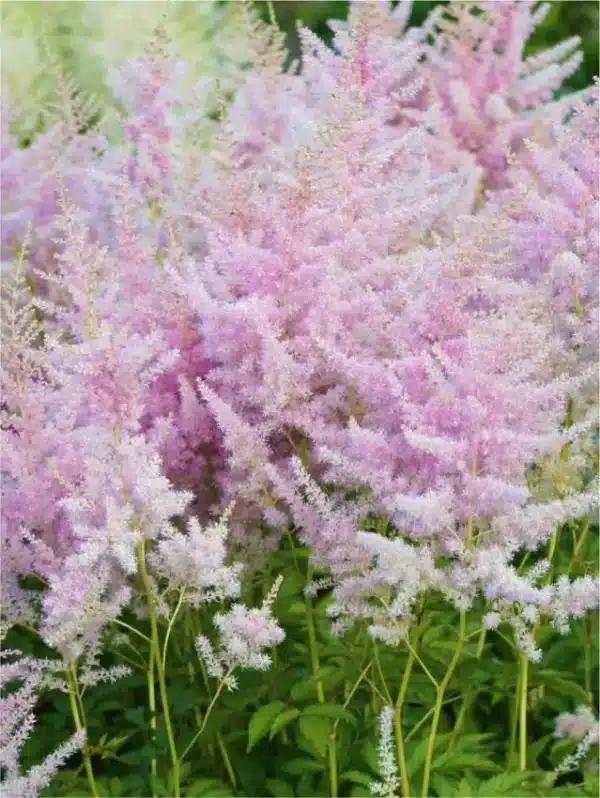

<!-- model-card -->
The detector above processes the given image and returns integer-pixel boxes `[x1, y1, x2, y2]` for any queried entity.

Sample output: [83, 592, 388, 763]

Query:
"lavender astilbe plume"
[421, 0, 584, 188]
[0, 3, 598, 792]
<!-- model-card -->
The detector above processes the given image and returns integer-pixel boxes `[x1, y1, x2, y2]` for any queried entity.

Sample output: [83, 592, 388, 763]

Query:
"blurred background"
[2, 0, 599, 144]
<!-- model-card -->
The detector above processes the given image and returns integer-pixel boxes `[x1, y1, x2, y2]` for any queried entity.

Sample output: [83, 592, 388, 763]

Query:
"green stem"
[147, 645, 158, 793]
[518, 653, 529, 771]
[162, 588, 186, 671]
[395, 646, 416, 798]
[421, 611, 467, 798]
[508, 665, 520, 768]
[192, 646, 237, 789]
[305, 570, 338, 797]
[568, 517, 591, 576]
[584, 615, 593, 705]
[217, 733, 238, 791]
[404, 637, 438, 689]
[111, 617, 151, 645]
[449, 627, 487, 750]
[67, 664, 99, 798]
[405, 696, 462, 745]
[180, 666, 234, 762]
[137, 541, 180, 797]
[373, 642, 393, 705]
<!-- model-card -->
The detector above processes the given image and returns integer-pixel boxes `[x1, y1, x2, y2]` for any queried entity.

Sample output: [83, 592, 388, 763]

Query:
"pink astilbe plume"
[195, 575, 285, 688]
[492, 89, 599, 373]
[422, 0, 584, 187]
[0, 14, 598, 798]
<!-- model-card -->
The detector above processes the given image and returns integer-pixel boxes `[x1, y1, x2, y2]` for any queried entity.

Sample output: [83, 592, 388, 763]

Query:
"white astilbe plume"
[195, 575, 285, 686]
[554, 706, 600, 776]
[555, 706, 599, 741]
[370, 706, 400, 798]
[152, 503, 244, 603]
[327, 531, 437, 646]
[0, 649, 85, 798]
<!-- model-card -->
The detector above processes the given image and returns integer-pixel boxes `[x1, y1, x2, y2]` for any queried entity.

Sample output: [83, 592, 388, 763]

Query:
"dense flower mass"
[0, 1, 598, 795]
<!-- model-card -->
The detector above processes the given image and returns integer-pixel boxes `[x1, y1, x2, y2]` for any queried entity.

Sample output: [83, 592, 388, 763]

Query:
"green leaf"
[186, 779, 232, 797]
[290, 677, 319, 702]
[472, 771, 543, 796]
[526, 732, 553, 768]
[270, 708, 301, 738]
[298, 714, 331, 759]
[247, 700, 286, 751]
[149, 776, 171, 798]
[265, 778, 294, 797]
[286, 602, 306, 616]
[434, 753, 502, 773]
[341, 771, 374, 788]
[304, 703, 357, 727]
[123, 707, 146, 726]
[361, 740, 379, 775]
[281, 757, 325, 775]
[290, 666, 344, 701]
[431, 773, 459, 798]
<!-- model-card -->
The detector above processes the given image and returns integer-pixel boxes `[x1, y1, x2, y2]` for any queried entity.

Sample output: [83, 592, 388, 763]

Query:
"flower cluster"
[554, 705, 600, 775]
[195, 575, 285, 689]
[371, 706, 401, 798]
[0, 649, 85, 798]
[1, 6, 598, 779]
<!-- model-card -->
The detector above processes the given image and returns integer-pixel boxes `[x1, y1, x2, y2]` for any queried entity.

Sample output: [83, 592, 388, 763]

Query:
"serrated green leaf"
[434, 753, 502, 772]
[298, 714, 330, 759]
[265, 778, 294, 797]
[281, 757, 325, 775]
[361, 740, 379, 775]
[304, 703, 357, 727]
[473, 770, 541, 796]
[341, 770, 373, 788]
[431, 772, 459, 798]
[247, 700, 286, 751]
[186, 779, 232, 797]
[270, 708, 301, 738]
[290, 677, 319, 702]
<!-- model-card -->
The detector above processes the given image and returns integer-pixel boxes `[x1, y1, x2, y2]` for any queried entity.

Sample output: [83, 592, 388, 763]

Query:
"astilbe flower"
[421, 0, 584, 187]
[195, 575, 285, 689]
[0, 108, 109, 285]
[555, 706, 600, 742]
[0, 4, 598, 774]
[554, 706, 600, 776]
[491, 89, 599, 385]
[371, 706, 401, 798]
[157, 1, 596, 654]
[171, 3, 478, 532]
[151, 503, 244, 605]
[0, 649, 85, 798]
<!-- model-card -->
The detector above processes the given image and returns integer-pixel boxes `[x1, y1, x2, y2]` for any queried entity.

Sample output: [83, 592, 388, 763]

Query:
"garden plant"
[0, 1, 599, 797]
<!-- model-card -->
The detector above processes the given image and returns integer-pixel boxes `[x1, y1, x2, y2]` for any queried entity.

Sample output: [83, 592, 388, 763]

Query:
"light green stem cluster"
[136, 540, 180, 797]
[67, 663, 99, 798]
